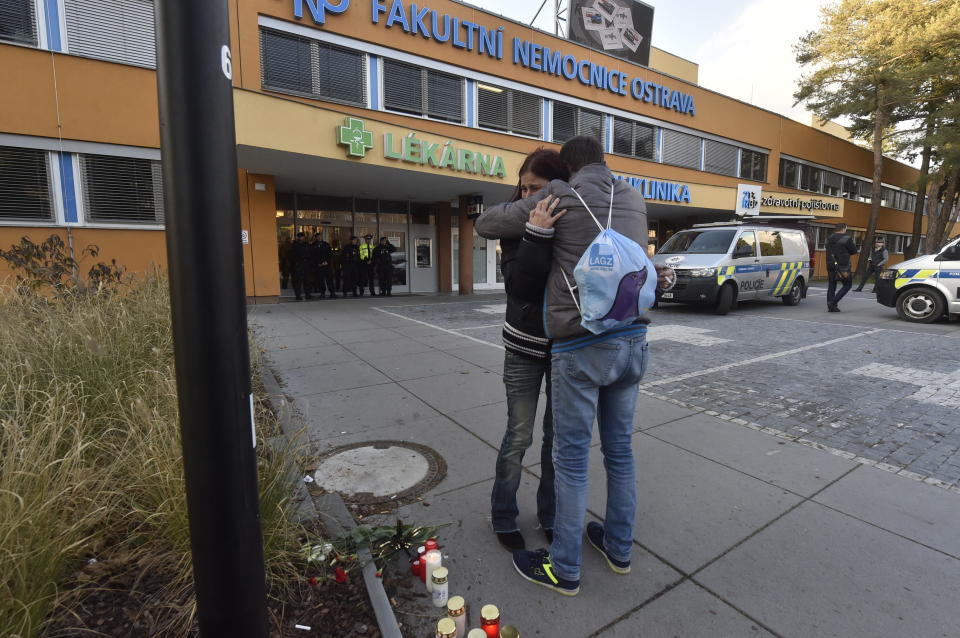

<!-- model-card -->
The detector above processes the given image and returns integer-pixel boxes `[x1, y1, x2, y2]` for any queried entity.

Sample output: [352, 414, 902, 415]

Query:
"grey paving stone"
[603, 580, 774, 638]
[277, 360, 391, 396]
[263, 343, 357, 370]
[634, 394, 699, 431]
[696, 501, 960, 638]
[324, 327, 404, 345]
[393, 477, 682, 637]
[450, 398, 558, 455]
[445, 344, 507, 372]
[258, 330, 333, 351]
[645, 414, 856, 496]
[412, 331, 489, 350]
[340, 337, 435, 360]
[293, 383, 441, 441]
[587, 434, 801, 573]
[367, 349, 481, 382]
[814, 465, 960, 558]
[400, 368, 506, 413]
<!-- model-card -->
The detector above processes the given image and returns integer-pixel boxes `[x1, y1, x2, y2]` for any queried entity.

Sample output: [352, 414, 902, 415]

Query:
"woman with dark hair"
[483, 148, 569, 551]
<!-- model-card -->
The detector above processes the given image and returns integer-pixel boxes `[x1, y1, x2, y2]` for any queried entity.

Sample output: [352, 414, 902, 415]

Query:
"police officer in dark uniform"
[310, 232, 337, 298]
[372, 236, 396, 296]
[340, 236, 361, 297]
[358, 234, 376, 297]
[290, 232, 312, 301]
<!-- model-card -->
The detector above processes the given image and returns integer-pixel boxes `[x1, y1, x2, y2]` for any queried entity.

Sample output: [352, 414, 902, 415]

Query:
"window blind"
[64, 0, 156, 68]
[661, 129, 701, 170]
[551, 102, 604, 144]
[612, 117, 655, 160]
[0, 0, 37, 45]
[477, 84, 541, 137]
[81, 154, 164, 224]
[0, 146, 53, 221]
[383, 59, 462, 123]
[703, 139, 738, 176]
[260, 28, 365, 105]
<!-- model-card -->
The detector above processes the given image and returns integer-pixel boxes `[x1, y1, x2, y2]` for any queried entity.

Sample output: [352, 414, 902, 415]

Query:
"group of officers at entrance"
[281, 233, 396, 300]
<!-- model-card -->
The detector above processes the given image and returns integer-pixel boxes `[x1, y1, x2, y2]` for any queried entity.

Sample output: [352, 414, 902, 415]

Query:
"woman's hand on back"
[528, 196, 567, 230]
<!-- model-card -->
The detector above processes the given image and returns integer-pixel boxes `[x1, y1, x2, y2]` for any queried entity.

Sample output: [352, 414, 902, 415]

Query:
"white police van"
[652, 221, 812, 315]
[876, 235, 960, 323]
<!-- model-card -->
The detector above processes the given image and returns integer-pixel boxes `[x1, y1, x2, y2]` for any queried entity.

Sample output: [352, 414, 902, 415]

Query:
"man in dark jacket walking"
[826, 223, 859, 312]
[855, 238, 888, 293]
[289, 232, 312, 301]
[477, 136, 652, 596]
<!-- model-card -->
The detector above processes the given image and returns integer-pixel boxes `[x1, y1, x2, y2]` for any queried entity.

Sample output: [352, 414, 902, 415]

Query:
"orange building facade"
[0, 0, 932, 301]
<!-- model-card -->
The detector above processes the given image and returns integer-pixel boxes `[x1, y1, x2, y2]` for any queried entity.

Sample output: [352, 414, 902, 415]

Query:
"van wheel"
[714, 284, 734, 315]
[782, 278, 804, 306]
[896, 287, 945, 323]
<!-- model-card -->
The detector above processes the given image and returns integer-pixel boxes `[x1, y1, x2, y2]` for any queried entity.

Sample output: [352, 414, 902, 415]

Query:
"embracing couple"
[476, 136, 668, 596]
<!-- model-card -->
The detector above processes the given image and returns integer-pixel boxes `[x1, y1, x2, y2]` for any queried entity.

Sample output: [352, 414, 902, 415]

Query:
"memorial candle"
[423, 549, 442, 593]
[480, 605, 500, 638]
[447, 596, 467, 637]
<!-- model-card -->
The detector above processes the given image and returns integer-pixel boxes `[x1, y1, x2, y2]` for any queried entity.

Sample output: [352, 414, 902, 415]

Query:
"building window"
[857, 179, 872, 203]
[841, 176, 859, 200]
[661, 129, 701, 170]
[739, 149, 767, 182]
[821, 171, 842, 197]
[0, 146, 53, 222]
[1, 0, 38, 46]
[260, 28, 365, 105]
[476, 83, 541, 137]
[813, 225, 830, 251]
[703, 139, 738, 177]
[383, 59, 463, 123]
[80, 154, 164, 225]
[612, 117, 655, 160]
[64, 0, 157, 68]
[779, 158, 798, 189]
[798, 163, 821, 192]
[552, 102, 604, 144]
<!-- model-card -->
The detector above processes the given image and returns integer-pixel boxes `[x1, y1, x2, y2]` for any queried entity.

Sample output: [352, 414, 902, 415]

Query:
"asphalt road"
[375, 286, 960, 488]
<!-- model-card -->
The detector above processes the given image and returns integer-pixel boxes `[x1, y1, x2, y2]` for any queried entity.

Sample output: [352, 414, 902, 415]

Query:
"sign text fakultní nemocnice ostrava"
[294, 0, 697, 116]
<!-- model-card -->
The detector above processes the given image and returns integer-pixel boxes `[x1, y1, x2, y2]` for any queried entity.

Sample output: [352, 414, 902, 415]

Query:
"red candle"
[480, 605, 500, 638]
[416, 546, 427, 582]
[411, 558, 421, 577]
[425, 538, 439, 552]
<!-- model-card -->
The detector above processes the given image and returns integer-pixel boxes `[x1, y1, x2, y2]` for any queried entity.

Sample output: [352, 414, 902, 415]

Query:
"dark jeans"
[855, 263, 882, 291]
[827, 270, 853, 305]
[491, 352, 555, 533]
[291, 265, 310, 299]
[377, 266, 393, 295]
[361, 263, 376, 294]
[342, 264, 359, 295]
[313, 265, 335, 296]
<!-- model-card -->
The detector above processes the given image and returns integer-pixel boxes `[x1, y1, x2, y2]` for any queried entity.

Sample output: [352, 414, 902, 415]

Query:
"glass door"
[452, 229, 504, 290]
[380, 211, 410, 294]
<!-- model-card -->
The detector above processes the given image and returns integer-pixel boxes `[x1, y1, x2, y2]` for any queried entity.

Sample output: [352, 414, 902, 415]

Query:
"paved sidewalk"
[250, 295, 960, 638]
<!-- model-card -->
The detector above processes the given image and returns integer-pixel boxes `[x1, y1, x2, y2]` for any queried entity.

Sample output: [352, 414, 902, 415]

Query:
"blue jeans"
[491, 352, 556, 533]
[827, 270, 853, 305]
[549, 335, 648, 581]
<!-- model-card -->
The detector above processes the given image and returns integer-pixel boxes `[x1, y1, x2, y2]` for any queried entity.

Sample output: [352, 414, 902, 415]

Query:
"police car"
[652, 221, 812, 315]
[876, 235, 960, 323]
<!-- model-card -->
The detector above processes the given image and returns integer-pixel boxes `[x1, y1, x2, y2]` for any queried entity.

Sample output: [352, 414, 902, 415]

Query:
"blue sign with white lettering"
[293, 0, 698, 117]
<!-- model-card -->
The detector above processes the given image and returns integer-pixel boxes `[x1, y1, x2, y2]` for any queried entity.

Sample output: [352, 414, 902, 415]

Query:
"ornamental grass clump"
[0, 272, 303, 637]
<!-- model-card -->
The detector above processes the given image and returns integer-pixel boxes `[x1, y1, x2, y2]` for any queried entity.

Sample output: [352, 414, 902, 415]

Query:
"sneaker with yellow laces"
[512, 549, 580, 596]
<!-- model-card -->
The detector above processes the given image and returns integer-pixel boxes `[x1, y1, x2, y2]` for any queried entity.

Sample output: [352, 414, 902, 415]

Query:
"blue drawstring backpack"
[560, 182, 657, 335]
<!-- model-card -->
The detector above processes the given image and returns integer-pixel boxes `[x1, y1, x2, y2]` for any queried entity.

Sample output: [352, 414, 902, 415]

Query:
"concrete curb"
[258, 359, 404, 638]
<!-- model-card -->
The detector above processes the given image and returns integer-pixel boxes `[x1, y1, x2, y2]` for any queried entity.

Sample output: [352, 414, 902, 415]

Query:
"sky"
[469, 0, 833, 123]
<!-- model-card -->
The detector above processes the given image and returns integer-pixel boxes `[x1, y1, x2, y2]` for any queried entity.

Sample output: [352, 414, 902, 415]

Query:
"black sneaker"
[586, 522, 630, 574]
[496, 530, 525, 552]
[512, 549, 579, 596]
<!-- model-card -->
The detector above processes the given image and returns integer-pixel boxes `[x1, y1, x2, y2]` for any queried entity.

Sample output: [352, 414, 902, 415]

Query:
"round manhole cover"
[312, 440, 446, 505]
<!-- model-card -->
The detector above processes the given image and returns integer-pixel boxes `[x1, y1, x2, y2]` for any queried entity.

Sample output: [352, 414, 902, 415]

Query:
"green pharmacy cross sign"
[338, 117, 374, 157]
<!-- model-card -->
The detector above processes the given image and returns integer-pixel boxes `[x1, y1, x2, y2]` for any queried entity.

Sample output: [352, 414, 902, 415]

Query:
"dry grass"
[0, 277, 304, 637]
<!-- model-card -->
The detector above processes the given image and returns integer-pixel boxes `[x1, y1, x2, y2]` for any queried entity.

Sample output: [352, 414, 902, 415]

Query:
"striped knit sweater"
[502, 319, 550, 360]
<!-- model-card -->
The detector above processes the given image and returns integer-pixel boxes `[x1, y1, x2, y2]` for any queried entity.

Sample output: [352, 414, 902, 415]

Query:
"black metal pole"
[154, 2, 268, 636]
